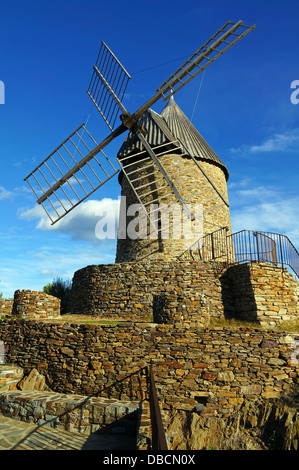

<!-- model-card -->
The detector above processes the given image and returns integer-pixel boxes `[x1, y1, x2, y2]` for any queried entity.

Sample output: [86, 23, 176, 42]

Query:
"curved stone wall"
[0, 299, 13, 317]
[12, 290, 61, 320]
[69, 260, 299, 327]
[69, 260, 227, 324]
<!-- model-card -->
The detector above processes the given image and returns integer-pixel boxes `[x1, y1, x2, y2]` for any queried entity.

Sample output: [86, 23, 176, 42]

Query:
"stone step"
[0, 414, 138, 450]
[0, 365, 23, 391]
[0, 390, 141, 436]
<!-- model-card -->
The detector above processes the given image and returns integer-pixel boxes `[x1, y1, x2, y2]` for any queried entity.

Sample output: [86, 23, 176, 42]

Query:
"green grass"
[209, 318, 262, 329]
[80, 320, 120, 325]
[209, 317, 299, 333]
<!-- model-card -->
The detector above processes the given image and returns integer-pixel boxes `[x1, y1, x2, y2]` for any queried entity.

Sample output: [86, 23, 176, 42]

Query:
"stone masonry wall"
[0, 299, 13, 317]
[0, 391, 140, 437]
[0, 320, 298, 416]
[224, 263, 299, 327]
[12, 290, 61, 320]
[70, 260, 227, 324]
[70, 260, 299, 327]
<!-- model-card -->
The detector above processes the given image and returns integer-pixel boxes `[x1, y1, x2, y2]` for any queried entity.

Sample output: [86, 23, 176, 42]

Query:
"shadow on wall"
[153, 294, 166, 323]
[81, 411, 139, 450]
[220, 264, 258, 323]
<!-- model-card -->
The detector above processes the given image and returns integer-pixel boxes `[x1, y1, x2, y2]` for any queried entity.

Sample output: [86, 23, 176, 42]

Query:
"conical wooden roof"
[117, 97, 229, 180]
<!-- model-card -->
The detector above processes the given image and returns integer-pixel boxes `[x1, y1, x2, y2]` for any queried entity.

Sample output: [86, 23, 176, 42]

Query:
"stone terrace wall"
[0, 320, 299, 416]
[70, 260, 227, 324]
[224, 263, 299, 327]
[0, 391, 140, 436]
[70, 260, 299, 327]
[12, 290, 61, 320]
[0, 299, 13, 317]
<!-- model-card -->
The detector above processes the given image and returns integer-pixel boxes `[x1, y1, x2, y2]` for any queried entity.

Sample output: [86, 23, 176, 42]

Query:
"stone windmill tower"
[115, 96, 231, 262]
[24, 20, 255, 267]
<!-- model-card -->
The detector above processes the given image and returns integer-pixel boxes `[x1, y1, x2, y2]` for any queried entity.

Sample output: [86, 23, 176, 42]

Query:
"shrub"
[43, 277, 72, 314]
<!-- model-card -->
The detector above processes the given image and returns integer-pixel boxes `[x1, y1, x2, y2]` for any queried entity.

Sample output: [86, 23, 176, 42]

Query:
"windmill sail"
[24, 124, 118, 224]
[87, 41, 131, 131]
[156, 20, 256, 101]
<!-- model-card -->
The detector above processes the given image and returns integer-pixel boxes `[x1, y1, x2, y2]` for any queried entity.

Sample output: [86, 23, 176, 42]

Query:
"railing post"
[211, 232, 215, 259]
[254, 232, 260, 262]
[148, 365, 168, 450]
[279, 234, 284, 270]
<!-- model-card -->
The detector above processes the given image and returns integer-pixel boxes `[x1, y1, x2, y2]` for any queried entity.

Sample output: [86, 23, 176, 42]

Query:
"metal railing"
[179, 228, 299, 280]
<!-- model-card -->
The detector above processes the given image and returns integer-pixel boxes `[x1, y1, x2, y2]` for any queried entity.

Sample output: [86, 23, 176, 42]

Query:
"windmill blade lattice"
[87, 41, 131, 131]
[24, 123, 118, 224]
[156, 20, 255, 101]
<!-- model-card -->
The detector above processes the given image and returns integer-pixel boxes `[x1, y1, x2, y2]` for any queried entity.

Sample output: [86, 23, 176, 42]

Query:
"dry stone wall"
[12, 290, 61, 320]
[70, 260, 227, 324]
[70, 260, 299, 327]
[0, 390, 140, 436]
[0, 299, 13, 317]
[0, 320, 298, 416]
[224, 263, 299, 327]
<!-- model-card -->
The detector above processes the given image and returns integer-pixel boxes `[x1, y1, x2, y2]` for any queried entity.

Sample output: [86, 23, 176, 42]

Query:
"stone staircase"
[0, 365, 23, 391]
[0, 365, 151, 450]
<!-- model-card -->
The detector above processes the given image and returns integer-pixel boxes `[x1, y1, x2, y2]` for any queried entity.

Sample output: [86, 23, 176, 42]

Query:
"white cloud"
[0, 237, 118, 298]
[0, 186, 13, 200]
[229, 179, 299, 249]
[230, 129, 299, 155]
[0, 185, 32, 201]
[40, 269, 61, 277]
[19, 198, 120, 243]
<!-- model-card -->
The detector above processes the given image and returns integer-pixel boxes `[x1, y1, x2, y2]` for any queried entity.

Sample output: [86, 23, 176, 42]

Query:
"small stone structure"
[0, 299, 13, 317]
[12, 290, 61, 320]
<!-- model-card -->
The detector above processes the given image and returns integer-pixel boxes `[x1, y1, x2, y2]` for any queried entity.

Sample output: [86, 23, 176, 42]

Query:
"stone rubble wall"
[70, 260, 299, 327]
[0, 299, 13, 317]
[0, 390, 140, 436]
[0, 320, 299, 416]
[12, 290, 61, 320]
[69, 260, 227, 324]
[224, 263, 299, 327]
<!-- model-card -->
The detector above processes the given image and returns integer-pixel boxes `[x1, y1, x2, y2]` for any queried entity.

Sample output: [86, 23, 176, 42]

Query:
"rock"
[17, 369, 48, 391]
[260, 339, 279, 349]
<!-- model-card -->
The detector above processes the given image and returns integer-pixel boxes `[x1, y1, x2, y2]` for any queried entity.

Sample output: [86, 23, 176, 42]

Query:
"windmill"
[24, 20, 255, 262]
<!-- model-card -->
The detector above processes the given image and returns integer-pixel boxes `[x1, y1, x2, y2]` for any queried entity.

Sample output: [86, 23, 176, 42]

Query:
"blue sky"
[0, 0, 299, 298]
